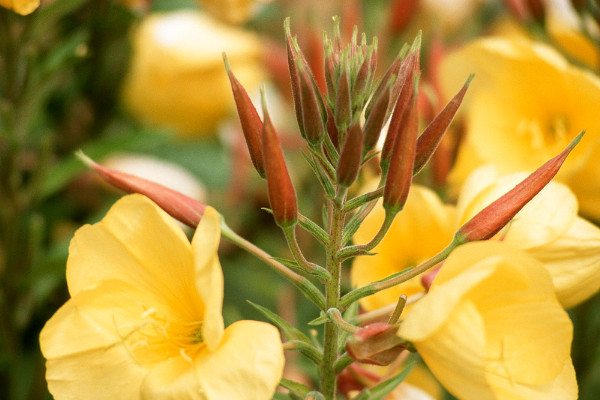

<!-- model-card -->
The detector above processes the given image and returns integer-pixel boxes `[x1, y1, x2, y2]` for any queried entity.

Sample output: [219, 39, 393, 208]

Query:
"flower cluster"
[29, 4, 600, 400]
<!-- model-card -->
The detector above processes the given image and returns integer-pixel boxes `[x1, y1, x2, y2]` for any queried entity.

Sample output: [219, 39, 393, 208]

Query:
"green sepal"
[298, 215, 329, 246]
[287, 340, 324, 365]
[279, 378, 312, 399]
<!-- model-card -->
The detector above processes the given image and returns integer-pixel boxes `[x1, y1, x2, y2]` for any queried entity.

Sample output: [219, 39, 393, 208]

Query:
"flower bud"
[224, 53, 265, 177]
[297, 60, 326, 145]
[346, 323, 408, 366]
[335, 65, 352, 131]
[363, 84, 391, 154]
[413, 74, 473, 175]
[380, 51, 418, 170]
[336, 123, 364, 187]
[285, 19, 305, 137]
[456, 131, 584, 242]
[325, 102, 340, 150]
[78, 152, 207, 228]
[261, 94, 298, 227]
[383, 86, 418, 214]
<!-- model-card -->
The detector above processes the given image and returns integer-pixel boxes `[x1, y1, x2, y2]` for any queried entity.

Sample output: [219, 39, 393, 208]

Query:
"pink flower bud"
[336, 123, 364, 187]
[383, 87, 418, 214]
[261, 98, 298, 227]
[79, 153, 207, 228]
[346, 323, 408, 366]
[457, 132, 584, 242]
[413, 74, 473, 175]
[223, 53, 265, 178]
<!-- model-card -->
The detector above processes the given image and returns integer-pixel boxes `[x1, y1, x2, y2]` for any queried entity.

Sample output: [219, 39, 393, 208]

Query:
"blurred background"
[1, 0, 600, 399]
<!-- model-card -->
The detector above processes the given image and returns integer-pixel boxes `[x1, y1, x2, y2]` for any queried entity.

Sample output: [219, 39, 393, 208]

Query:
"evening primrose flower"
[198, 0, 272, 24]
[40, 195, 284, 400]
[399, 241, 577, 400]
[351, 183, 456, 311]
[456, 166, 600, 308]
[122, 11, 264, 137]
[440, 37, 600, 219]
[0, 0, 38, 14]
[545, 0, 600, 69]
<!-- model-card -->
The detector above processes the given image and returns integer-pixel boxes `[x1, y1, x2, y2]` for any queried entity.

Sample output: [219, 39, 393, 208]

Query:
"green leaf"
[353, 361, 415, 400]
[279, 379, 312, 399]
[246, 301, 311, 344]
[287, 340, 323, 365]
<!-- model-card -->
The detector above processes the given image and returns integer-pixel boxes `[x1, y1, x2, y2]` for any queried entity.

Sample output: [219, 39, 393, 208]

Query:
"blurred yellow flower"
[440, 37, 600, 220]
[457, 166, 600, 308]
[122, 11, 264, 137]
[198, 0, 272, 24]
[40, 195, 284, 400]
[399, 241, 577, 400]
[545, 0, 600, 69]
[0, 0, 38, 15]
[351, 184, 456, 311]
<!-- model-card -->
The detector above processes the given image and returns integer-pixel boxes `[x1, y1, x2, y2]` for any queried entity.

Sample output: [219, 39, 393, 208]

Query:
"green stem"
[220, 220, 326, 310]
[320, 204, 345, 399]
[340, 239, 459, 308]
[283, 225, 332, 281]
[337, 209, 396, 260]
[327, 308, 359, 333]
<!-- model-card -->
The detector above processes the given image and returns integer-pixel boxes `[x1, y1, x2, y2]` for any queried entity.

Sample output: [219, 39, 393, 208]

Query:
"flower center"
[122, 307, 206, 366]
[516, 115, 570, 150]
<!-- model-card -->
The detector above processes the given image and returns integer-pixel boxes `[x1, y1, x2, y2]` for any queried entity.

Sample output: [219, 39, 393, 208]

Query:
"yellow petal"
[40, 283, 151, 400]
[121, 11, 264, 136]
[530, 217, 600, 307]
[489, 361, 577, 400]
[400, 242, 576, 400]
[410, 301, 493, 400]
[66, 195, 205, 320]
[440, 37, 600, 199]
[191, 206, 224, 350]
[0, 0, 39, 14]
[141, 320, 284, 400]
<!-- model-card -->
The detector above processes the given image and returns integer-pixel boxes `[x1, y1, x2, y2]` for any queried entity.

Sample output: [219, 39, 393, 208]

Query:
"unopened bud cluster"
[226, 17, 468, 226]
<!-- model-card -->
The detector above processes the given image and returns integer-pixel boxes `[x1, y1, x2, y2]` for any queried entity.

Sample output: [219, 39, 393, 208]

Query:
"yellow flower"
[399, 241, 577, 400]
[440, 37, 600, 219]
[545, 0, 600, 69]
[456, 166, 600, 308]
[0, 0, 38, 15]
[198, 0, 272, 24]
[122, 11, 264, 137]
[351, 184, 456, 311]
[40, 195, 284, 400]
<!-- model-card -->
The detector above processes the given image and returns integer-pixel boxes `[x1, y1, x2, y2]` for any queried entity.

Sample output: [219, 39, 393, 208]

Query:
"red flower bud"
[414, 75, 473, 175]
[261, 96, 298, 227]
[363, 83, 391, 153]
[346, 323, 408, 366]
[297, 60, 325, 145]
[336, 123, 364, 187]
[78, 152, 207, 228]
[223, 53, 265, 178]
[457, 132, 584, 242]
[335, 65, 352, 130]
[383, 86, 418, 214]
[285, 19, 305, 136]
[380, 51, 418, 169]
